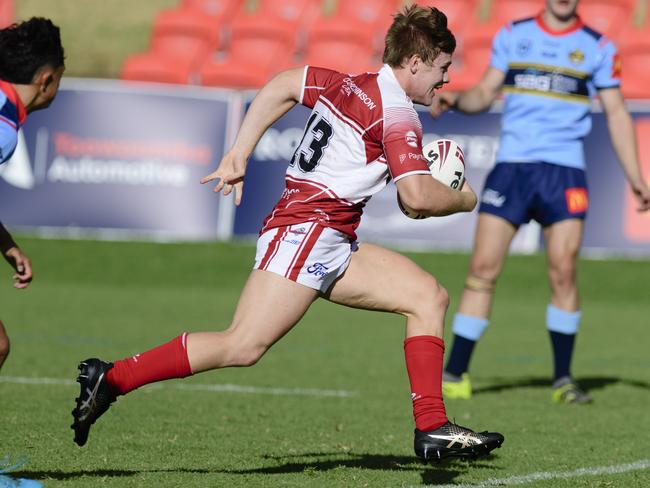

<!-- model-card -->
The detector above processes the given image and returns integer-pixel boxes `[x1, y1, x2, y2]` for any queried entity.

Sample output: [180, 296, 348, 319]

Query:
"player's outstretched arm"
[396, 174, 477, 217]
[201, 67, 305, 205]
[599, 88, 650, 211]
[430, 67, 505, 117]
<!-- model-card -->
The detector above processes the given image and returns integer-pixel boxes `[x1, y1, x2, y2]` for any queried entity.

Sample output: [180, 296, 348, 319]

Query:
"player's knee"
[548, 258, 576, 288]
[411, 277, 449, 319]
[468, 257, 501, 283]
[229, 340, 268, 367]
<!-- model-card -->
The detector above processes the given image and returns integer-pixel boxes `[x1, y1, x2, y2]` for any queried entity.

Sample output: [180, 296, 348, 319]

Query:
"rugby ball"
[423, 138, 466, 189]
[398, 139, 466, 219]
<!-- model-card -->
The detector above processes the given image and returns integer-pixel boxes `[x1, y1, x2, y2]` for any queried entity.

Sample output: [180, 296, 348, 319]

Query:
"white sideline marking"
[426, 459, 650, 488]
[0, 375, 357, 398]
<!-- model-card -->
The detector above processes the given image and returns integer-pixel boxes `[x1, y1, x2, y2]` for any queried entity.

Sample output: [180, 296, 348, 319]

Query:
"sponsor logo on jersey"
[282, 188, 300, 199]
[400, 152, 426, 164]
[482, 188, 506, 207]
[405, 130, 418, 148]
[611, 54, 622, 79]
[565, 187, 589, 213]
[341, 78, 377, 110]
[517, 38, 532, 56]
[568, 48, 585, 65]
[513, 73, 578, 94]
[307, 262, 329, 277]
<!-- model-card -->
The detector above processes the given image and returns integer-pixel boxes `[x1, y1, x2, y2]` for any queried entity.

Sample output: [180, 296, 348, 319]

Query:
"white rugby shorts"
[254, 223, 357, 292]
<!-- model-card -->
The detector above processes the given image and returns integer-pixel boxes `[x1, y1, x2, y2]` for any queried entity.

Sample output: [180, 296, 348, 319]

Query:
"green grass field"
[0, 237, 649, 487]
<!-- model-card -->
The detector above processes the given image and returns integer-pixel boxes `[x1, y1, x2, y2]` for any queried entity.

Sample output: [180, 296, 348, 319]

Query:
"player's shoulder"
[576, 22, 617, 51]
[502, 16, 536, 35]
[376, 65, 414, 111]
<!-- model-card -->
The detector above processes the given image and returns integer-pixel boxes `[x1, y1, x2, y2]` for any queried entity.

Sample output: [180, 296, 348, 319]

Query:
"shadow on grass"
[11, 452, 504, 485]
[9, 467, 210, 481]
[223, 451, 504, 485]
[472, 375, 650, 395]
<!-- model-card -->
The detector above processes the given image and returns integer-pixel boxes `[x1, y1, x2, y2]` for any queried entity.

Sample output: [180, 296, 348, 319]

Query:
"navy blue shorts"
[478, 162, 589, 227]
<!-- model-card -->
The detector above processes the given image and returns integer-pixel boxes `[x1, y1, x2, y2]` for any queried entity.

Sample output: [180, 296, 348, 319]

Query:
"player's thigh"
[543, 218, 583, 270]
[469, 213, 518, 279]
[324, 243, 443, 316]
[229, 269, 319, 347]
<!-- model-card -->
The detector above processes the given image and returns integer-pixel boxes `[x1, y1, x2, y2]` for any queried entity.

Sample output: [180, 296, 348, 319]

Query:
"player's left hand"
[3, 246, 33, 289]
[631, 180, 650, 212]
[200, 149, 247, 205]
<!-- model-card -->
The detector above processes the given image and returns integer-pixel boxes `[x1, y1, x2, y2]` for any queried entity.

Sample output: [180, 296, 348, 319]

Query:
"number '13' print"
[291, 112, 333, 172]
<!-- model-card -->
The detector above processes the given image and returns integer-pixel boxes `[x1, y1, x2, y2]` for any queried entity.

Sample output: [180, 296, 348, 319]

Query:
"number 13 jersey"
[260, 64, 431, 240]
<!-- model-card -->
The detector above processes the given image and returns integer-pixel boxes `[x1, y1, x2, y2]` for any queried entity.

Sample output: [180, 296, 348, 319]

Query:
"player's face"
[546, 0, 579, 21]
[410, 52, 452, 106]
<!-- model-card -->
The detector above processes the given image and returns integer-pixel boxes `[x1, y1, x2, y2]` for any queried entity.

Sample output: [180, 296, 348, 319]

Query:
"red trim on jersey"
[0, 80, 27, 125]
[535, 13, 583, 36]
[0, 115, 17, 129]
[319, 96, 364, 135]
[284, 223, 316, 279]
[285, 175, 353, 204]
[259, 227, 284, 270]
[261, 177, 364, 240]
[287, 224, 324, 281]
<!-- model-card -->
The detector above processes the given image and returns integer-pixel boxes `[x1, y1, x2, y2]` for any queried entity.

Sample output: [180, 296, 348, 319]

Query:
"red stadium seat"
[330, 0, 399, 26]
[121, 52, 195, 85]
[578, 0, 635, 40]
[227, 0, 321, 57]
[199, 58, 273, 88]
[199, 23, 296, 88]
[121, 25, 219, 85]
[448, 25, 495, 91]
[419, 0, 478, 35]
[488, 0, 544, 24]
[153, 9, 222, 52]
[324, 0, 399, 52]
[239, 0, 321, 24]
[0, 0, 14, 28]
[304, 38, 378, 74]
[617, 25, 650, 98]
[180, 0, 243, 18]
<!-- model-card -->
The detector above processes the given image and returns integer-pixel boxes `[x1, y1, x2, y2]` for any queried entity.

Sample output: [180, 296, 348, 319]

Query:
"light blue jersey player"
[430, 0, 650, 404]
[0, 18, 65, 375]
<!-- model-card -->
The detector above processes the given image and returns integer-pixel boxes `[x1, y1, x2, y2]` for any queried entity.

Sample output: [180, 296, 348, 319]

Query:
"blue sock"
[546, 305, 581, 381]
[445, 314, 489, 376]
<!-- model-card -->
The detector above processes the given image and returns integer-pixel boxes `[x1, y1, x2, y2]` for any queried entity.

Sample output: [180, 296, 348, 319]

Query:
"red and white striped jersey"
[260, 64, 431, 239]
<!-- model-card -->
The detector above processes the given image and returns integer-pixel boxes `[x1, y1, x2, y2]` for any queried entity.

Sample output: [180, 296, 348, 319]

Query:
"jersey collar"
[535, 13, 583, 36]
[0, 80, 28, 125]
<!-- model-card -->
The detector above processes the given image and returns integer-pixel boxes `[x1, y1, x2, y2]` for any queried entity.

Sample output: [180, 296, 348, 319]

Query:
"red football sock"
[404, 335, 448, 432]
[106, 333, 193, 395]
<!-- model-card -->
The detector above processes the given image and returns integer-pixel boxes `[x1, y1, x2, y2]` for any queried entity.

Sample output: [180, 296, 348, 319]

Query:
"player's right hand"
[429, 91, 459, 118]
[3, 246, 33, 289]
[460, 178, 478, 211]
[200, 149, 247, 205]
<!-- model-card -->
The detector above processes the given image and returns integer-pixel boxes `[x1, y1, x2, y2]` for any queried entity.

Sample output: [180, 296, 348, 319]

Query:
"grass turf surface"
[0, 237, 649, 487]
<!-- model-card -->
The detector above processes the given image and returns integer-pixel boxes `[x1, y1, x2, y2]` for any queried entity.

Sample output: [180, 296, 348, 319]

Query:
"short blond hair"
[383, 4, 456, 68]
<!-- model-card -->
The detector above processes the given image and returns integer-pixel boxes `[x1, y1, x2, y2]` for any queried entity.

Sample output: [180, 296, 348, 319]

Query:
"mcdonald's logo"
[565, 187, 589, 214]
